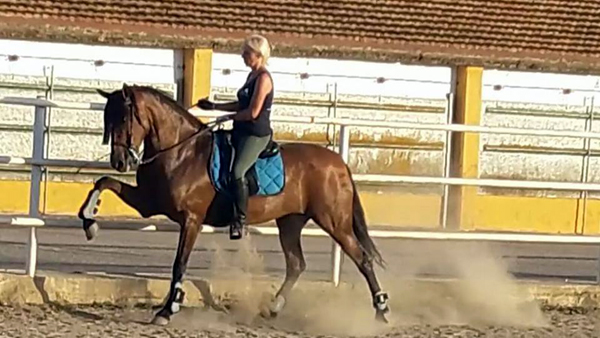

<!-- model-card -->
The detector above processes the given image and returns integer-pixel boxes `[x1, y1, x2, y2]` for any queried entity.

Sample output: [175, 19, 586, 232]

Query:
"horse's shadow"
[58, 306, 105, 321]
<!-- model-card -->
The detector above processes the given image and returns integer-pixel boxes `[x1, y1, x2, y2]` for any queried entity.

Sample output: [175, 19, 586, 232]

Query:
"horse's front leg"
[151, 214, 201, 326]
[78, 176, 151, 241]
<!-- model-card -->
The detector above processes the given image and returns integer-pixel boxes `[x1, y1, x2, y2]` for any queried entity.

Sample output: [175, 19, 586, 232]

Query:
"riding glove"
[197, 98, 216, 110]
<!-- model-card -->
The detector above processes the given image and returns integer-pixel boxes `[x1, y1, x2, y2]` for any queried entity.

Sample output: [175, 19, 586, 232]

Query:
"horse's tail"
[346, 165, 386, 269]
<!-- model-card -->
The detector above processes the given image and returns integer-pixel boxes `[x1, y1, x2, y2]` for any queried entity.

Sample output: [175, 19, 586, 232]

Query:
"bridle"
[108, 96, 143, 165]
[110, 95, 228, 167]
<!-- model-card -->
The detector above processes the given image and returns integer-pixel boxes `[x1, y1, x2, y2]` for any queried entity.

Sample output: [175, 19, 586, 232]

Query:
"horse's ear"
[96, 89, 111, 99]
[122, 83, 132, 100]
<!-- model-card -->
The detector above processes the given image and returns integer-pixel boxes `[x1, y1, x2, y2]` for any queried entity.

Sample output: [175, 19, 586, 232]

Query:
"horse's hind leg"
[266, 213, 309, 317]
[78, 176, 152, 241]
[312, 213, 390, 323]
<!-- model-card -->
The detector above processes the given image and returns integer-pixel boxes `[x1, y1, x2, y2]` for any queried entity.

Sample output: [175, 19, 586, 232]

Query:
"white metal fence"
[3, 95, 600, 285]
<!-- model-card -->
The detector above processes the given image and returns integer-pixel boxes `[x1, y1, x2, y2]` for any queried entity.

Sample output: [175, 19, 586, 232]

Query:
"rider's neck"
[250, 65, 265, 73]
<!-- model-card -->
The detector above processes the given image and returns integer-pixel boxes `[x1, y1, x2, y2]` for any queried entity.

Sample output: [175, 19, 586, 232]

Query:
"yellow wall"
[43, 182, 139, 216]
[0, 180, 30, 212]
[360, 192, 441, 228]
[0, 179, 440, 227]
[0, 180, 137, 217]
[463, 194, 600, 235]
[0, 180, 598, 234]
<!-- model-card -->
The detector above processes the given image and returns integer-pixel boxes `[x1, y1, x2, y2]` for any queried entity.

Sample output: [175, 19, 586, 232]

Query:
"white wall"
[0, 39, 177, 84]
[3, 38, 600, 105]
[482, 69, 600, 106]
[211, 53, 452, 99]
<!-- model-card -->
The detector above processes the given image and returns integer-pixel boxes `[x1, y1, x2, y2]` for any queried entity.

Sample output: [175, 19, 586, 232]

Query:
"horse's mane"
[133, 86, 205, 128]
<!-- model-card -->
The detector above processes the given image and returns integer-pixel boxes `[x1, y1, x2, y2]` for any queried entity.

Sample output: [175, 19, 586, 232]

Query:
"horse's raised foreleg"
[78, 176, 152, 241]
[265, 214, 309, 317]
[151, 214, 201, 326]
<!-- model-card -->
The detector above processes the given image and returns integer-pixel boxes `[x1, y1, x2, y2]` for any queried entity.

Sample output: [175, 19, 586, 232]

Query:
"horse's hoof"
[257, 294, 284, 319]
[375, 310, 389, 324]
[259, 305, 272, 319]
[268, 295, 286, 316]
[84, 220, 99, 241]
[151, 315, 170, 326]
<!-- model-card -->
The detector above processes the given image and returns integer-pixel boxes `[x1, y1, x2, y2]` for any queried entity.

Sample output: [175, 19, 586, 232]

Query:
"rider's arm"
[214, 101, 240, 112]
[234, 73, 273, 121]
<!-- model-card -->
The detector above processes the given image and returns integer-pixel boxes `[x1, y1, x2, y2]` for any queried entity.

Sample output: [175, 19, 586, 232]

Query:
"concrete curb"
[1, 272, 600, 310]
[0, 272, 212, 307]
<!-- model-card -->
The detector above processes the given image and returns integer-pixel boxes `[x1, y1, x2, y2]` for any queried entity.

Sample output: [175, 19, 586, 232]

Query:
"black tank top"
[234, 69, 274, 137]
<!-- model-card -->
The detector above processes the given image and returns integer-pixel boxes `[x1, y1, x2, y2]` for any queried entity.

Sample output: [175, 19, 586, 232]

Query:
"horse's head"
[97, 84, 147, 173]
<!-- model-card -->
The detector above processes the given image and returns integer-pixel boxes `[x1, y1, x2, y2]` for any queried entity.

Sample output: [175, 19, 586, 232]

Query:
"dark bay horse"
[77, 83, 390, 325]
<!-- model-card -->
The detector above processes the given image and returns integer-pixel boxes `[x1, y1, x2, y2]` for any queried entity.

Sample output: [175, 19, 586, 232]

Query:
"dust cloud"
[175, 235, 549, 337]
[205, 235, 273, 324]
[380, 242, 549, 328]
[165, 235, 273, 333]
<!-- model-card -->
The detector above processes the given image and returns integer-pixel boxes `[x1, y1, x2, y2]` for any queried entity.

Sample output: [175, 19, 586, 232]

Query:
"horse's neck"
[143, 101, 203, 158]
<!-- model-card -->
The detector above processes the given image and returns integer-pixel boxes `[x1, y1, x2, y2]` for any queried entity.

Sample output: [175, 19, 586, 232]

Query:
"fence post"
[446, 66, 483, 230]
[331, 124, 351, 287]
[440, 90, 455, 229]
[26, 227, 37, 277]
[25, 97, 47, 277]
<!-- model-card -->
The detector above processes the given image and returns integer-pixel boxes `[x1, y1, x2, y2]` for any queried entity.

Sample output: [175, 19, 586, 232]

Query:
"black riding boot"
[230, 177, 248, 240]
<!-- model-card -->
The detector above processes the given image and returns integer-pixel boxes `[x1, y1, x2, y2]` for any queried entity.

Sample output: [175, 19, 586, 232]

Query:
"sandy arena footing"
[1, 271, 600, 337]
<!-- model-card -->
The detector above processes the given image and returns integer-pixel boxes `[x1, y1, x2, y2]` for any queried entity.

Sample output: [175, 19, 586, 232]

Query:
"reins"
[115, 97, 234, 167]
[134, 117, 229, 166]
[75, 97, 233, 173]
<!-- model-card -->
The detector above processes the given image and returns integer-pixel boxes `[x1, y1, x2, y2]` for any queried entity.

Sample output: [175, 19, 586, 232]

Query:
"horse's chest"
[136, 169, 172, 199]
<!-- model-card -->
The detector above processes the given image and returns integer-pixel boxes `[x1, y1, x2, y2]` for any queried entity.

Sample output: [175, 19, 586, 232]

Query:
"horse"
[77, 83, 391, 325]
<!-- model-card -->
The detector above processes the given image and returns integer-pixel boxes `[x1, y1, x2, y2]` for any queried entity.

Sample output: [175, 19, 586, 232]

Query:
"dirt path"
[2, 228, 600, 337]
[1, 303, 598, 338]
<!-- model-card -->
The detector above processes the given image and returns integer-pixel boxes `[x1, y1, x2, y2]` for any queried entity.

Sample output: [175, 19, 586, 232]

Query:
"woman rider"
[197, 34, 274, 240]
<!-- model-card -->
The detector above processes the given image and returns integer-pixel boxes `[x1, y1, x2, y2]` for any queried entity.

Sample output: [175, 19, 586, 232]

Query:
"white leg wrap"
[374, 291, 389, 311]
[170, 282, 184, 314]
[82, 190, 100, 219]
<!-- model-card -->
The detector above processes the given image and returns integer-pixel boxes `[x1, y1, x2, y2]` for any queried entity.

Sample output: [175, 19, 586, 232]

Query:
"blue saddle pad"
[208, 132, 285, 196]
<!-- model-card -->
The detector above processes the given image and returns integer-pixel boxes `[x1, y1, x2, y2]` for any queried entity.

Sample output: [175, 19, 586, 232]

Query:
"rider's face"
[242, 48, 261, 68]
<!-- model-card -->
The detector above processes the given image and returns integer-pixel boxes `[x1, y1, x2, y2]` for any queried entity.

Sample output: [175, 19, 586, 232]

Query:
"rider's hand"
[197, 98, 215, 110]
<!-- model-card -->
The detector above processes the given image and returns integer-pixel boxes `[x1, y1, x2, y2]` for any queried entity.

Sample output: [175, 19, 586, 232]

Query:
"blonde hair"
[243, 34, 271, 66]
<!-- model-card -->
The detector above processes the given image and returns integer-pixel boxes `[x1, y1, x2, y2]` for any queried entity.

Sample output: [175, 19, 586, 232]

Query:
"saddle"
[208, 130, 285, 197]
[259, 138, 280, 159]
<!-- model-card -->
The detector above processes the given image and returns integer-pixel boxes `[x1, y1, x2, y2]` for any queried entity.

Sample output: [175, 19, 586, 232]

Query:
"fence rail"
[3, 95, 600, 284]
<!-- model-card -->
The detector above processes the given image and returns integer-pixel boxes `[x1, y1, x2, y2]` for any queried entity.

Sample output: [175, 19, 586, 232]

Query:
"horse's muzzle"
[114, 158, 129, 173]
[111, 151, 130, 173]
